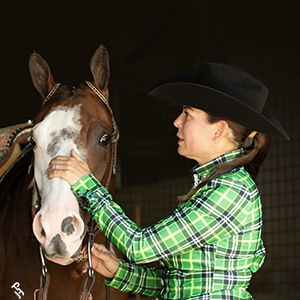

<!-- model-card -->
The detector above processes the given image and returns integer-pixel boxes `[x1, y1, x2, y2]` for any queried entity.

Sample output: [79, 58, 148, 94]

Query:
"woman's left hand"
[81, 243, 120, 278]
[45, 149, 91, 186]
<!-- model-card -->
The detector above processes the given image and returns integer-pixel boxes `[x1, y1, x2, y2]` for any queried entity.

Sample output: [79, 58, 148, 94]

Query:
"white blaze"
[32, 104, 86, 265]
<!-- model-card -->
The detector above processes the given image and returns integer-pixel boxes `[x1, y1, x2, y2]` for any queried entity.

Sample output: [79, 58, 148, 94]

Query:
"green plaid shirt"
[72, 149, 266, 299]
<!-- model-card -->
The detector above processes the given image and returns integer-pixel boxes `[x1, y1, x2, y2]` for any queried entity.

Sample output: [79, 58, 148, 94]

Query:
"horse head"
[30, 45, 117, 266]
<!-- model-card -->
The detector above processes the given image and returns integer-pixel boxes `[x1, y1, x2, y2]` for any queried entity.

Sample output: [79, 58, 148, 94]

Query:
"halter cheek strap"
[85, 81, 119, 186]
[84, 81, 118, 300]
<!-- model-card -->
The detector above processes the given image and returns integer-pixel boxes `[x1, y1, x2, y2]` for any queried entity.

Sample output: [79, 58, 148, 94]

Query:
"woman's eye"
[30, 137, 37, 148]
[99, 134, 110, 146]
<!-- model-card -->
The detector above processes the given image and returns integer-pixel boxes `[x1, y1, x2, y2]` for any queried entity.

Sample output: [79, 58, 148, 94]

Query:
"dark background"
[1, 0, 298, 127]
[1, 1, 299, 299]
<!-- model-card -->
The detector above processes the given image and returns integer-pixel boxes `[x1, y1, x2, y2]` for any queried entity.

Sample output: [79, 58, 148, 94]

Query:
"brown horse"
[0, 45, 128, 300]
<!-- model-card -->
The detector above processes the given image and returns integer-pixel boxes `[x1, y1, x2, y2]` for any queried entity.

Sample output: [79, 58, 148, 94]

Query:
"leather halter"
[34, 82, 119, 300]
[41, 83, 61, 108]
[38, 81, 119, 189]
[85, 80, 119, 189]
[83, 81, 119, 300]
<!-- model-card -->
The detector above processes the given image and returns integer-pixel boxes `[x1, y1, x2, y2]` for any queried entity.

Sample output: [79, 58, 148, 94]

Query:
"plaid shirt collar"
[191, 149, 244, 187]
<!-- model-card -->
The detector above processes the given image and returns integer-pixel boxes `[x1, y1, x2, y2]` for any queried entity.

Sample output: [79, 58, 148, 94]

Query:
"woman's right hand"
[83, 243, 120, 278]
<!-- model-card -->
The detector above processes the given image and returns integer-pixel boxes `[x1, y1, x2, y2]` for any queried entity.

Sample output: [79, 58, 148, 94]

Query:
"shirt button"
[160, 279, 164, 286]
[76, 190, 81, 195]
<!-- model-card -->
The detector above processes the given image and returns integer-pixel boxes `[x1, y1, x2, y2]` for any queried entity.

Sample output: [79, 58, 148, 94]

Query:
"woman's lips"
[177, 135, 184, 143]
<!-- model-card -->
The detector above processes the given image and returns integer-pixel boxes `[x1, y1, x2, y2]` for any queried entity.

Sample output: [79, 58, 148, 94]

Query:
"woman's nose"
[173, 113, 183, 128]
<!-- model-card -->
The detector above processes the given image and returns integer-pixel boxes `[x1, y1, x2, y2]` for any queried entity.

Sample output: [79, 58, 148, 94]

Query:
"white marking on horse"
[32, 104, 85, 194]
[32, 104, 87, 265]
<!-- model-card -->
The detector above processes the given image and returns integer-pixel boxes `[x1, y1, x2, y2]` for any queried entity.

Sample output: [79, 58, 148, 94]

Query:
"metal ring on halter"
[55, 163, 59, 170]
[39, 244, 48, 278]
[82, 221, 96, 293]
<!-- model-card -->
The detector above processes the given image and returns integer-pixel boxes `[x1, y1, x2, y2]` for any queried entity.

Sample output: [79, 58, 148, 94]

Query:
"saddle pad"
[0, 144, 33, 205]
[0, 122, 33, 178]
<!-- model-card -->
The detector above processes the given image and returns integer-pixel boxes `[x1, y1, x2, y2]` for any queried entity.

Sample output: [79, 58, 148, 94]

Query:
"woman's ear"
[213, 120, 229, 143]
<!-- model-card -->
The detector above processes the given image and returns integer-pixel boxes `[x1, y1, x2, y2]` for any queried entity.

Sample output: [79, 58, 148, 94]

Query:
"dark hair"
[178, 112, 270, 203]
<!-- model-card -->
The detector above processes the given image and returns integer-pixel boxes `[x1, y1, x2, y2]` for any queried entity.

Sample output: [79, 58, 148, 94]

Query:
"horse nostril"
[61, 216, 75, 236]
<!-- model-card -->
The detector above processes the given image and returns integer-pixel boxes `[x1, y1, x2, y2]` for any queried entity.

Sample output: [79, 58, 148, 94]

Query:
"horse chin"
[46, 256, 76, 266]
[44, 245, 82, 266]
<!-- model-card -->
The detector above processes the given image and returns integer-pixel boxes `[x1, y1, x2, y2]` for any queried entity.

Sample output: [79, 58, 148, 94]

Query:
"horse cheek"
[86, 146, 109, 184]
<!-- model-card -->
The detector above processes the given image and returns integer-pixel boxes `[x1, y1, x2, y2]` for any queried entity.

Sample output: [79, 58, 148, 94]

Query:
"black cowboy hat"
[148, 62, 290, 140]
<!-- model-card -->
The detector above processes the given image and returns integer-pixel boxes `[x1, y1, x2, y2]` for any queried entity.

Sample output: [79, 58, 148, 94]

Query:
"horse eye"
[30, 137, 37, 148]
[99, 133, 110, 146]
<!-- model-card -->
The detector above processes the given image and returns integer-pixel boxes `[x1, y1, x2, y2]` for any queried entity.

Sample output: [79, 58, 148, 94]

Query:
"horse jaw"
[32, 104, 87, 265]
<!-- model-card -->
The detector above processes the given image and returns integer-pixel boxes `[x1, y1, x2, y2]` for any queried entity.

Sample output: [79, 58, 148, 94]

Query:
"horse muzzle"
[32, 209, 85, 266]
[43, 240, 82, 266]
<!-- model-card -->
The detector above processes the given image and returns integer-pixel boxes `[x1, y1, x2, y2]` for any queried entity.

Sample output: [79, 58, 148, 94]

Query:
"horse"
[0, 45, 128, 300]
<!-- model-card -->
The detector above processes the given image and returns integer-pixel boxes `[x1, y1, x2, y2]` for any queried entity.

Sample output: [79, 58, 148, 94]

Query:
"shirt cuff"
[105, 259, 134, 292]
[71, 174, 104, 199]
[71, 174, 110, 215]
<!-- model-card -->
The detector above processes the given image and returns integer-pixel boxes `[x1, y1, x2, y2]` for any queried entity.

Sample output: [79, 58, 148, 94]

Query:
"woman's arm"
[106, 260, 162, 297]
[72, 173, 251, 264]
[45, 150, 252, 264]
[87, 243, 162, 297]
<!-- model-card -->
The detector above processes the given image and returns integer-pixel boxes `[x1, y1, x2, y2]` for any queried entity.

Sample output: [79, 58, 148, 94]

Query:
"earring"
[212, 139, 218, 145]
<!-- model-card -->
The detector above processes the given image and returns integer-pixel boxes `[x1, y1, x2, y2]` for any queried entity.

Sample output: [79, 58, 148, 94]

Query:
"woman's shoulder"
[190, 166, 259, 205]
[215, 166, 256, 189]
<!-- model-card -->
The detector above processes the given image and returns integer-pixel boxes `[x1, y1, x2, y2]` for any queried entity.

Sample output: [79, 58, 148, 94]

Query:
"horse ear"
[90, 45, 110, 93]
[29, 51, 56, 98]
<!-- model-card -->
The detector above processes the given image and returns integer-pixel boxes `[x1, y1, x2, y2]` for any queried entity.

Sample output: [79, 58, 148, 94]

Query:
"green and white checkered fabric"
[71, 149, 265, 299]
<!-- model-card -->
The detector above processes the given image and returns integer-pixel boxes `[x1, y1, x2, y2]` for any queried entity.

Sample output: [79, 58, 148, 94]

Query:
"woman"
[45, 62, 289, 299]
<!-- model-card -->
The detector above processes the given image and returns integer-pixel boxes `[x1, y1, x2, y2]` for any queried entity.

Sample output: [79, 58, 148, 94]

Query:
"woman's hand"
[45, 149, 91, 186]
[82, 243, 120, 278]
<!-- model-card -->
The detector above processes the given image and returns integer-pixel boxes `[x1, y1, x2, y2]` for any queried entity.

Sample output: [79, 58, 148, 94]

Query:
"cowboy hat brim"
[148, 82, 290, 140]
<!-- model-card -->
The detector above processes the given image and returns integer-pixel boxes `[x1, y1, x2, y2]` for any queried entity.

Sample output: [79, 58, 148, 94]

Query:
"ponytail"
[178, 113, 269, 203]
[243, 133, 269, 180]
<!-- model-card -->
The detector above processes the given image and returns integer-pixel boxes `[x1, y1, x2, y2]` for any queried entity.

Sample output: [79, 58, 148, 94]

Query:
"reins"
[34, 82, 119, 300]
